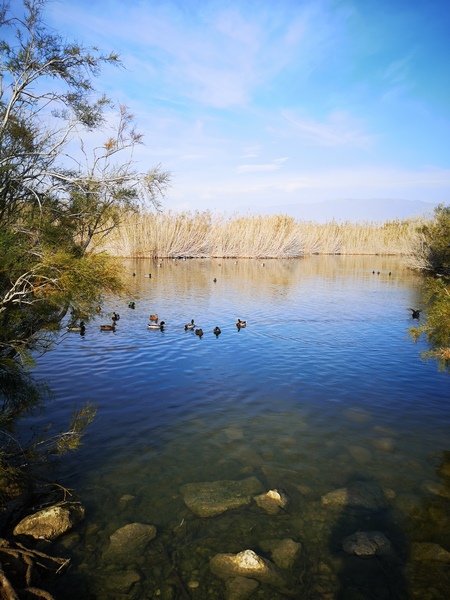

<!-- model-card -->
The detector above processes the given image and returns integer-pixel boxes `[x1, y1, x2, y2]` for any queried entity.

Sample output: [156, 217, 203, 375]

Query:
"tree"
[413, 204, 450, 274]
[0, 0, 170, 386]
[409, 204, 450, 371]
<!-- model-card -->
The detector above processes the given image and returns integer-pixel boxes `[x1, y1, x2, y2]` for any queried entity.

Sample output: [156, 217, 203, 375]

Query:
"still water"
[28, 256, 449, 599]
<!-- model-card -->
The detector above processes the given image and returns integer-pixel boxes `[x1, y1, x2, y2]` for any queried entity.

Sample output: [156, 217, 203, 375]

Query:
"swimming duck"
[144, 274, 152, 278]
[195, 328, 204, 337]
[67, 321, 85, 333]
[185, 319, 195, 330]
[236, 319, 247, 328]
[149, 313, 159, 322]
[128, 301, 136, 309]
[148, 321, 165, 330]
[100, 323, 116, 331]
[213, 326, 221, 336]
[408, 308, 422, 319]
[112, 312, 120, 321]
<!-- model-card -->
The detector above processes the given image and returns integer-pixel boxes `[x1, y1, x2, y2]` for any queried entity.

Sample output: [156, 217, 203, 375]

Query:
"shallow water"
[26, 256, 450, 599]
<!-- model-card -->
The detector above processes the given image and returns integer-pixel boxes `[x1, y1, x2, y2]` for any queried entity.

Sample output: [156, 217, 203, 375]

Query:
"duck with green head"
[148, 321, 165, 330]
[67, 321, 85, 333]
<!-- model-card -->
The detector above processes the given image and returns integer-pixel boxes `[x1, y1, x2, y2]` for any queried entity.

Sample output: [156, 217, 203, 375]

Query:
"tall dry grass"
[97, 210, 428, 258]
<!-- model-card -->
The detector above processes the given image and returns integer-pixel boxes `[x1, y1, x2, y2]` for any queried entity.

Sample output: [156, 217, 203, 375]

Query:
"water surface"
[28, 256, 450, 599]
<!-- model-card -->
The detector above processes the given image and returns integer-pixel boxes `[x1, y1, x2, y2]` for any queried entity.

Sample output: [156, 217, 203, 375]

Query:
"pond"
[27, 255, 450, 599]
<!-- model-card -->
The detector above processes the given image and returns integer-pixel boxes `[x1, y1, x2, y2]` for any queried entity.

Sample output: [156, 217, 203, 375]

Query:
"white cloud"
[237, 163, 281, 173]
[237, 156, 288, 173]
[279, 110, 373, 148]
[240, 145, 261, 158]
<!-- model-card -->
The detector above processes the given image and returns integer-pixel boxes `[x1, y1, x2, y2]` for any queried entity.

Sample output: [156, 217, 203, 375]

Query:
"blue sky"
[42, 0, 450, 218]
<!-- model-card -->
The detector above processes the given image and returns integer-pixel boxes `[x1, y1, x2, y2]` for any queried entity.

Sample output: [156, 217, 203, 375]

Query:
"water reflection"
[24, 256, 449, 599]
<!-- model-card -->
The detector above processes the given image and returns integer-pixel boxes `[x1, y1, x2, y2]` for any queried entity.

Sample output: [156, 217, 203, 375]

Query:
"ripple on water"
[27, 257, 450, 600]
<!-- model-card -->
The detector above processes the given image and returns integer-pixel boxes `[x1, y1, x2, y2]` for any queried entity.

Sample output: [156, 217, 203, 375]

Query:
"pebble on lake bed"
[254, 489, 289, 515]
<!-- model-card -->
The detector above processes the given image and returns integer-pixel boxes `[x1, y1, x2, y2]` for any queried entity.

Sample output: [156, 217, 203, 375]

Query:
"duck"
[149, 313, 159, 322]
[213, 278, 217, 282]
[236, 319, 247, 328]
[195, 328, 204, 337]
[128, 301, 136, 309]
[66, 321, 85, 333]
[112, 312, 120, 321]
[213, 326, 221, 336]
[144, 274, 152, 278]
[408, 308, 422, 319]
[100, 323, 116, 331]
[184, 319, 195, 330]
[148, 321, 165, 330]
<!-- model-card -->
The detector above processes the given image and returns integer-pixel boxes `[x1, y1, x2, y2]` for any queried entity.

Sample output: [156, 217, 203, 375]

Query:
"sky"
[29, 1, 450, 218]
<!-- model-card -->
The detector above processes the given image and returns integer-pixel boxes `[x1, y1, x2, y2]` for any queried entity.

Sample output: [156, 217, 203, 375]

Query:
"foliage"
[409, 277, 450, 371]
[0, 0, 169, 519]
[409, 204, 450, 273]
[0, 0, 169, 368]
[55, 403, 97, 454]
[407, 204, 450, 372]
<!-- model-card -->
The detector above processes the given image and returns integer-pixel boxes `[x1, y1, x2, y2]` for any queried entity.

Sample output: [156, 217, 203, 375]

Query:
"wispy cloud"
[48, 1, 336, 109]
[279, 110, 373, 148]
[237, 157, 288, 173]
[238, 164, 281, 173]
[43, 0, 450, 218]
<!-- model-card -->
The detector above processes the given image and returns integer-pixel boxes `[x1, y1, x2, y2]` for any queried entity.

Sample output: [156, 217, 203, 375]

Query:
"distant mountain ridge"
[263, 198, 439, 223]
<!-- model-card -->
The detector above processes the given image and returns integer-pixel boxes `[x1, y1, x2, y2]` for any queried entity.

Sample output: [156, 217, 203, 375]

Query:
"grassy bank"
[97, 210, 428, 258]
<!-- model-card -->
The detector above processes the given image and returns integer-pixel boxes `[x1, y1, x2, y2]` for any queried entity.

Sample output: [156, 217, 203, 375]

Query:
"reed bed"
[98, 210, 427, 258]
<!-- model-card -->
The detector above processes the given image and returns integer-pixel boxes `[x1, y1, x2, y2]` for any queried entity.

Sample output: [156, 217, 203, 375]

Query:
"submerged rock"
[421, 480, 450, 500]
[342, 531, 392, 557]
[410, 542, 450, 562]
[210, 549, 285, 588]
[347, 445, 373, 464]
[99, 567, 142, 594]
[225, 576, 259, 600]
[254, 489, 289, 515]
[181, 476, 264, 517]
[260, 538, 302, 569]
[103, 522, 157, 562]
[321, 481, 388, 510]
[13, 502, 85, 541]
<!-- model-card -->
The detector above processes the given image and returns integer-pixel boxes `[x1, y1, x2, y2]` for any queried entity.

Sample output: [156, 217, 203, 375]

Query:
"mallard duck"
[67, 321, 85, 333]
[213, 326, 221, 336]
[112, 312, 120, 321]
[185, 319, 195, 330]
[236, 319, 247, 328]
[213, 278, 217, 282]
[408, 308, 421, 319]
[149, 313, 158, 322]
[148, 321, 165, 330]
[128, 301, 136, 309]
[144, 273, 152, 278]
[100, 323, 116, 331]
[195, 328, 204, 337]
